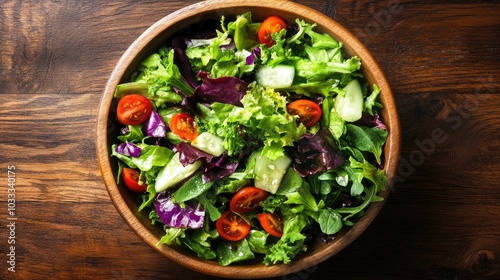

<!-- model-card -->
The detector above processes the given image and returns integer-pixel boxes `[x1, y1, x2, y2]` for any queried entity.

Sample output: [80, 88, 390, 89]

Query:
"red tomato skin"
[116, 94, 152, 125]
[258, 212, 284, 238]
[169, 113, 198, 141]
[258, 16, 287, 47]
[121, 167, 147, 192]
[230, 186, 269, 213]
[216, 211, 251, 241]
[287, 99, 322, 127]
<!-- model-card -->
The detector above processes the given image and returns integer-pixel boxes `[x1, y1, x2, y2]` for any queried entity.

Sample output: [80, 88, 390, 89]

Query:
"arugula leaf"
[348, 157, 387, 193]
[284, 182, 320, 213]
[342, 163, 365, 196]
[156, 227, 185, 246]
[336, 185, 383, 222]
[345, 124, 388, 164]
[139, 183, 157, 211]
[364, 84, 383, 115]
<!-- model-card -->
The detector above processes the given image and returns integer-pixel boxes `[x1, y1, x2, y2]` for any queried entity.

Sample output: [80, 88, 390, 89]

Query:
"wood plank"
[1, 0, 499, 279]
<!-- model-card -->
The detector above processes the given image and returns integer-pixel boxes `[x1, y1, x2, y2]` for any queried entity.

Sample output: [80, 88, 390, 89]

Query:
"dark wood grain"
[1, 0, 499, 279]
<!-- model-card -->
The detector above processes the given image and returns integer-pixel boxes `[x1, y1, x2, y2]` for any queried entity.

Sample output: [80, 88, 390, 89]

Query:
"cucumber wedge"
[155, 153, 201, 192]
[190, 132, 226, 157]
[255, 65, 295, 89]
[254, 153, 291, 194]
[334, 79, 363, 122]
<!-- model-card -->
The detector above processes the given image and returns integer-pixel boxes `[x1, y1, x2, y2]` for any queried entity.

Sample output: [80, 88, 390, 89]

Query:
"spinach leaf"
[181, 233, 217, 260]
[217, 239, 255, 266]
[318, 208, 343, 235]
[247, 230, 270, 254]
[345, 124, 387, 164]
[172, 173, 214, 203]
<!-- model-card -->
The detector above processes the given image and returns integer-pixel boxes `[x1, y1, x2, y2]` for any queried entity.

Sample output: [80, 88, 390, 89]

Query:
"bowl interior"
[96, 1, 401, 278]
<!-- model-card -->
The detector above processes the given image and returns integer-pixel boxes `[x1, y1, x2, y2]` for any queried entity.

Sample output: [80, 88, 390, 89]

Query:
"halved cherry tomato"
[121, 167, 147, 192]
[257, 212, 284, 238]
[116, 94, 153, 125]
[169, 112, 198, 141]
[257, 16, 287, 47]
[230, 186, 269, 213]
[216, 211, 251, 241]
[287, 99, 322, 127]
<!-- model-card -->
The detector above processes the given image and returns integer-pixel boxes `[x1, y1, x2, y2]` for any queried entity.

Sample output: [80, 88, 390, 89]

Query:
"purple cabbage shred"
[145, 111, 166, 138]
[154, 191, 205, 229]
[177, 142, 238, 183]
[245, 47, 261, 65]
[115, 142, 142, 157]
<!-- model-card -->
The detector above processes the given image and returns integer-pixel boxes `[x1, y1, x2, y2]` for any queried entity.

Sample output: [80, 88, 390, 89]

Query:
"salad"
[111, 12, 388, 266]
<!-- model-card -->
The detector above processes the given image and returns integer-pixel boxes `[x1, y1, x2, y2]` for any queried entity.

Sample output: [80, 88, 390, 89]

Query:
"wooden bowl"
[96, 0, 401, 278]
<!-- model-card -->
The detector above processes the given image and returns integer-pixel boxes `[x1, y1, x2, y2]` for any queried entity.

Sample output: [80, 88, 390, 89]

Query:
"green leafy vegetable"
[217, 239, 255, 266]
[263, 213, 310, 265]
[111, 12, 389, 267]
[318, 208, 343, 235]
[134, 47, 194, 102]
[172, 173, 214, 203]
[345, 124, 388, 164]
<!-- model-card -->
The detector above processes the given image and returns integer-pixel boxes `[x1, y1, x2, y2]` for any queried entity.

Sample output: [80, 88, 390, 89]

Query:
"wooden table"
[1, 0, 499, 279]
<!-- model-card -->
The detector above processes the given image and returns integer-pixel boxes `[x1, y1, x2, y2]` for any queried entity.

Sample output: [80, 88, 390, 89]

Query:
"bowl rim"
[96, 0, 401, 278]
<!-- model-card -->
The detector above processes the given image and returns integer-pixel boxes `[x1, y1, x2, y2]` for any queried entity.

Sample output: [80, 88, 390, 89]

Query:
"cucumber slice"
[255, 65, 295, 89]
[254, 153, 291, 194]
[191, 132, 226, 157]
[155, 153, 201, 192]
[334, 79, 363, 122]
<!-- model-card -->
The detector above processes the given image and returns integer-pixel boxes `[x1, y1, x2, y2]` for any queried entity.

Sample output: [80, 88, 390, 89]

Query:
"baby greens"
[112, 12, 388, 266]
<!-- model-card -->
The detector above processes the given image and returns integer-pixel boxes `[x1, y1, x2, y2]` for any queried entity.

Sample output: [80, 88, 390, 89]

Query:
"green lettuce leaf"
[263, 213, 310, 265]
[200, 84, 306, 160]
[133, 47, 194, 103]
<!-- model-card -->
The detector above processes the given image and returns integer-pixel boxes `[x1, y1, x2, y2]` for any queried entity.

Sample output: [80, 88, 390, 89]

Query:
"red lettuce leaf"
[286, 128, 344, 176]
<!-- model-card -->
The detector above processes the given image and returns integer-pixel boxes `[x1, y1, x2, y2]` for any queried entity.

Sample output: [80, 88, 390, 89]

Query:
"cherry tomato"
[257, 212, 284, 238]
[169, 113, 198, 141]
[258, 16, 287, 47]
[216, 211, 251, 241]
[287, 99, 322, 127]
[121, 167, 147, 192]
[230, 186, 269, 213]
[116, 94, 153, 125]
